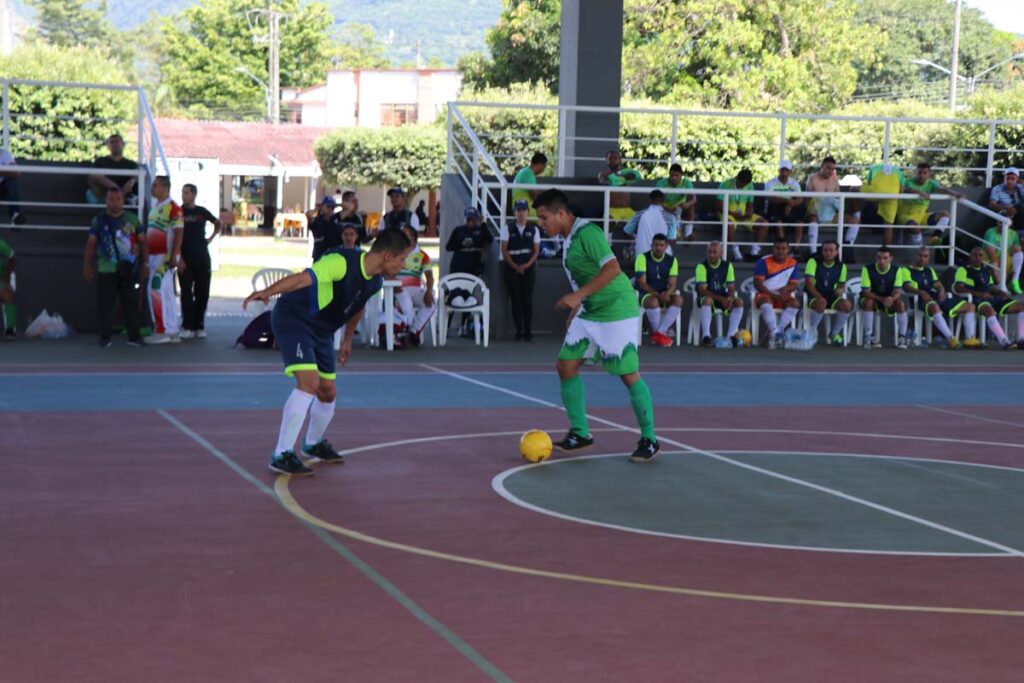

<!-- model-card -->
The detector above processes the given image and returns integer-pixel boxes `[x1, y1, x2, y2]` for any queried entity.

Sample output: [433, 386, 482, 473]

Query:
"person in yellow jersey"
[861, 161, 906, 246]
[716, 168, 768, 263]
[598, 150, 642, 222]
[896, 162, 963, 247]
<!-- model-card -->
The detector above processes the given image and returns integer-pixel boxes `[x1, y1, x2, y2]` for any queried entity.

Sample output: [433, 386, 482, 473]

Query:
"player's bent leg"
[618, 370, 660, 463]
[556, 332, 593, 451]
[302, 378, 344, 464]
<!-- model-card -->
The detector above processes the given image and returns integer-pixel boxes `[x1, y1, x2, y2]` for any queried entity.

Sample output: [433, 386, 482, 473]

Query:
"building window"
[380, 104, 418, 127]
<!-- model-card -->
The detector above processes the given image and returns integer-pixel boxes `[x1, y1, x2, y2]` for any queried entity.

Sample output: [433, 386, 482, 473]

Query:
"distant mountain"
[12, 0, 502, 66]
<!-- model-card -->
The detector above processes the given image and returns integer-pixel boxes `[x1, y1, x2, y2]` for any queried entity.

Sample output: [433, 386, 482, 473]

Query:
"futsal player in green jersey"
[533, 189, 660, 462]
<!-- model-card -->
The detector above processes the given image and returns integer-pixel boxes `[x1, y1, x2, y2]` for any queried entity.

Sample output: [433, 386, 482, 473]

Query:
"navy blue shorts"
[271, 306, 337, 379]
[915, 295, 968, 319]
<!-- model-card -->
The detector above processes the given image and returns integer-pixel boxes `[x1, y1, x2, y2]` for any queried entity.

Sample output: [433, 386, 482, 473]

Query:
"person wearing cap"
[501, 199, 541, 341]
[656, 163, 696, 240]
[763, 160, 807, 255]
[987, 167, 1024, 294]
[624, 189, 677, 258]
[446, 206, 494, 277]
[513, 152, 548, 215]
[309, 195, 342, 262]
[805, 156, 862, 248]
[382, 187, 421, 233]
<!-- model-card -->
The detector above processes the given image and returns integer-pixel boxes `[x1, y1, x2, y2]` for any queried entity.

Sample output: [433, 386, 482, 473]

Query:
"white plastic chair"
[251, 268, 293, 304]
[850, 277, 899, 347]
[438, 273, 490, 347]
[683, 277, 724, 345]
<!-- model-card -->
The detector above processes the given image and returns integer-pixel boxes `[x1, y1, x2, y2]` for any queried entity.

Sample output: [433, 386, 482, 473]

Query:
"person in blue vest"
[695, 240, 745, 347]
[243, 229, 412, 476]
[635, 233, 682, 347]
[501, 199, 541, 340]
[953, 245, 1024, 349]
[900, 246, 979, 349]
[859, 246, 909, 349]
[804, 240, 853, 345]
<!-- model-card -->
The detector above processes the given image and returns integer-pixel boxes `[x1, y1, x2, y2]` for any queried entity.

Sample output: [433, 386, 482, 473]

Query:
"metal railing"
[450, 101, 1024, 187]
[0, 165, 147, 230]
[1, 78, 168, 230]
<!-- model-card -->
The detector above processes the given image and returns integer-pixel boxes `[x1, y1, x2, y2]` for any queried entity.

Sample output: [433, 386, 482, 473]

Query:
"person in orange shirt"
[753, 238, 801, 349]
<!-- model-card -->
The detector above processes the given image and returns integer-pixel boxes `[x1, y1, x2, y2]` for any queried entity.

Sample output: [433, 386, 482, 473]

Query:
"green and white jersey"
[656, 177, 694, 210]
[562, 218, 638, 322]
[512, 166, 537, 207]
[0, 238, 13, 277]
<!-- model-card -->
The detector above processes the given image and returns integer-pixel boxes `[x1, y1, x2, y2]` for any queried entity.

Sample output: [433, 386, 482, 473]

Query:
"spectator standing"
[0, 236, 16, 338]
[598, 150, 642, 222]
[382, 187, 421, 232]
[763, 160, 806, 253]
[656, 163, 696, 240]
[513, 152, 548, 214]
[145, 176, 184, 344]
[179, 184, 222, 339]
[0, 146, 26, 225]
[415, 199, 429, 227]
[341, 224, 362, 250]
[337, 191, 367, 244]
[716, 169, 768, 262]
[82, 187, 147, 347]
[87, 134, 139, 204]
[501, 199, 541, 341]
[625, 190, 678, 257]
[310, 196, 342, 261]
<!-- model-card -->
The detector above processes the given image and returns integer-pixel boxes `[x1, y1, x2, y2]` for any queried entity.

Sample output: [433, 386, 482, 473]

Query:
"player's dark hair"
[917, 162, 931, 170]
[652, 233, 668, 242]
[105, 186, 123, 196]
[606, 149, 620, 160]
[342, 190, 356, 201]
[153, 175, 170, 189]
[669, 163, 682, 173]
[183, 183, 197, 194]
[370, 228, 411, 255]
[877, 246, 893, 255]
[822, 156, 837, 165]
[649, 189, 665, 201]
[531, 152, 548, 165]
[737, 169, 753, 185]
[533, 188, 571, 213]
[401, 225, 418, 243]
[774, 237, 789, 246]
[822, 239, 840, 250]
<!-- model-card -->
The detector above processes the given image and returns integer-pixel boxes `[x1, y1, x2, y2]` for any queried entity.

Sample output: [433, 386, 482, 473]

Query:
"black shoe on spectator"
[268, 451, 314, 476]
[302, 439, 345, 464]
[554, 431, 594, 452]
[515, 331, 524, 341]
[743, 252, 761, 262]
[629, 438, 661, 463]
[408, 331, 421, 347]
[99, 337, 112, 348]
[3, 328, 14, 341]
[701, 335, 713, 347]
[523, 333, 533, 342]
[127, 336, 146, 347]
[10, 212, 25, 226]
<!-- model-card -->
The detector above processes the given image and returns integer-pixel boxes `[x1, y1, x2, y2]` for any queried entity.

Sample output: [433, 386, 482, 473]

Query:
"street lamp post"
[234, 65, 272, 123]
[911, 54, 1024, 109]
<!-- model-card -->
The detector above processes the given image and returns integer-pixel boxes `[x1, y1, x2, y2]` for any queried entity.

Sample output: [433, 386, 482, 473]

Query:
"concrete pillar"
[558, 0, 623, 179]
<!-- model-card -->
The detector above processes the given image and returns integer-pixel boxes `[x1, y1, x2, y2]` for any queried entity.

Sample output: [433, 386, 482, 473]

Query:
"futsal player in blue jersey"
[244, 230, 412, 475]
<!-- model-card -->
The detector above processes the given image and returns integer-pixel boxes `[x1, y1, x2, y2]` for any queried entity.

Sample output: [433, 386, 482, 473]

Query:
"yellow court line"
[275, 477, 1024, 618]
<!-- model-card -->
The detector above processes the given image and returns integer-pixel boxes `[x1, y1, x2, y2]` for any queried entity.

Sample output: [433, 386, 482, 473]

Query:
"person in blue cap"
[309, 195, 341, 261]
[445, 206, 494, 337]
[501, 199, 541, 340]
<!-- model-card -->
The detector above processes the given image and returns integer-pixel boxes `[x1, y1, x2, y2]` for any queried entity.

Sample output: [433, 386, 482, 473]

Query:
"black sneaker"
[523, 333, 533, 342]
[554, 431, 594, 452]
[3, 328, 14, 341]
[268, 450, 314, 476]
[99, 337, 112, 348]
[701, 335, 713, 347]
[127, 336, 146, 347]
[629, 438, 661, 463]
[302, 439, 345, 464]
[10, 212, 25, 226]
[514, 331, 524, 341]
[408, 331, 421, 347]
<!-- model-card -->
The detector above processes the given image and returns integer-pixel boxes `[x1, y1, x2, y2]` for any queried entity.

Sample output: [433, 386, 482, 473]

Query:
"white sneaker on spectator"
[179, 330, 195, 340]
[167, 334, 182, 344]
[196, 330, 207, 339]
[145, 334, 171, 345]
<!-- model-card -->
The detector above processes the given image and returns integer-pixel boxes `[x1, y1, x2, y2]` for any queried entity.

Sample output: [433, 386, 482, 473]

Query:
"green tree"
[0, 43, 135, 162]
[333, 23, 389, 69]
[853, 0, 1019, 101]
[459, 0, 560, 92]
[314, 127, 446, 198]
[25, 0, 109, 48]
[161, 0, 337, 120]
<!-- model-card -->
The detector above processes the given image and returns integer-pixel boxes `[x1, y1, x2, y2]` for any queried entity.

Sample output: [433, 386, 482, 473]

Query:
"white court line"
[915, 404, 1024, 429]
[421, 363, 1024, 558]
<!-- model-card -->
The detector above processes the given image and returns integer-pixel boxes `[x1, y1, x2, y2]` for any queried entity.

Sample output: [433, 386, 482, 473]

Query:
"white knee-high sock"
[833, 310, 851, 334]
[645, 307, 661, 332]
[863, 311, 875, 340]
[910, 232, 923, 246]
[727, 306, 743, 336]
[699, 305, 712, 337]
[779, 307, 798, 331]
[305, 399, 336, 446]
[935, 216, 950, 233]
[807, 222, 819, 253]
[808, 309, 824, 330]
[731, 245, 743, 260]
[933, 314, 953, 340]
[987, 315, 1008, 344]
[276, 389, 315, 455]
[683, 223, 694, 238]
[760, 303, 777, 334]
[1016, 313, 1024, 340]
[896, 311, 909, 336]
[962, 311, 977, 338]
[845, 223, 860, 244]
[658, 306, 681, 334]
[1013, 251, 1023, 281]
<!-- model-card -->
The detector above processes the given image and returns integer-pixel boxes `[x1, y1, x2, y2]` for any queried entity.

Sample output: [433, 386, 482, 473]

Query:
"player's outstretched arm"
[243, 271, 314, 309]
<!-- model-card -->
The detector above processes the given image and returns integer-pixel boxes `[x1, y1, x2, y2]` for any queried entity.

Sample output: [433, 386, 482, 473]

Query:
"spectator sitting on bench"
[87, 134, 139, 205]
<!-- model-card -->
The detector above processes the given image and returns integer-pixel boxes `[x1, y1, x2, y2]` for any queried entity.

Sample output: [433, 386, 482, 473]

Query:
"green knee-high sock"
[627, 379, 657, 441]
[560, 375, 590, 437]
[2, 302, 15, 330]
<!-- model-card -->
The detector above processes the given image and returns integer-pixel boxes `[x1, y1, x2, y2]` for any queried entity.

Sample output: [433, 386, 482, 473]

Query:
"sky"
[969, 0, 1024, 36]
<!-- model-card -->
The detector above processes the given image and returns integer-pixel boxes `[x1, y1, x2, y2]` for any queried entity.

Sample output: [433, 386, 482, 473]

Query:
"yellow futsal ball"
[738, 329, 753, 347]
[519, 430, 553, 463]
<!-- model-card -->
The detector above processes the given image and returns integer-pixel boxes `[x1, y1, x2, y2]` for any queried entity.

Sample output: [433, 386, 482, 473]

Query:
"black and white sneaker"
[554, 431, 594, 452]
[302, 439, 345, 464]
[701, 335, 713, 347]
[99, 337, 112, 348]
[268, 450, 314, 476]
[629, 438, 660, 463]
[3, 328, 15, 341]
